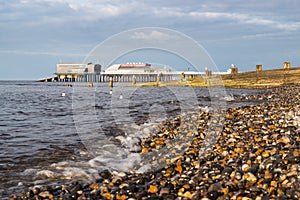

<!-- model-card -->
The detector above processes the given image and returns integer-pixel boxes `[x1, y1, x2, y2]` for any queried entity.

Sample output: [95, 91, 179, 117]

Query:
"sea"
[0, 81, 265, 197]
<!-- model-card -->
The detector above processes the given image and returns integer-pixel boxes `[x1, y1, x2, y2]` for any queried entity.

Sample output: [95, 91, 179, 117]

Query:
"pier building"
[55, 63, 101, 82]
[102, 63, 173, 82]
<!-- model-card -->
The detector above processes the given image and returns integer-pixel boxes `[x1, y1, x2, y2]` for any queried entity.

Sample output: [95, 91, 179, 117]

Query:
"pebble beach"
[9, 84, 300, 200]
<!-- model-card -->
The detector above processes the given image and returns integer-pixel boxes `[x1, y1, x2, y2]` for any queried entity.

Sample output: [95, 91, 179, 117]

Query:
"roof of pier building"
[56, 63, 101, 74]
[105, 63, 171, 73]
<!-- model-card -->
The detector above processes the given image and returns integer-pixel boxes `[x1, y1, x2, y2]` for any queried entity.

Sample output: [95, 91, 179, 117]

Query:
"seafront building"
[105, 63, 171, 73]
[103, 63, 173, 82]
[55, 63, 101, 82]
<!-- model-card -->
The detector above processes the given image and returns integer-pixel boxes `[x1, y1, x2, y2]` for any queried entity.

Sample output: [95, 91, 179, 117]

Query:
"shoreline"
[7, 85, 300, 199]
[135, 67, 300, 89]
[136, 77, 293, 89]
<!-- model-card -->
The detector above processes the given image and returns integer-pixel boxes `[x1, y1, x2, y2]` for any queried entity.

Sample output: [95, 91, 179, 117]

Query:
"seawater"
[0, 81, 263, 196]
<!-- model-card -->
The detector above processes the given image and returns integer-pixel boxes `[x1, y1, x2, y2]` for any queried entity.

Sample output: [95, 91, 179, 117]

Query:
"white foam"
[37, 170, 56, 178]
[115, 135, 141, 152]
[136, 164, 151, 173]
[29, 160, 101, 185]
[88, 151, 141, 172]
[220, 95, 234, 102]
[21, 121, 164, 183]
[199, 105, 210, 113]
[50, 161, 69, 168]
[62, 167, 91, 180]
[22, 168, 38, 175]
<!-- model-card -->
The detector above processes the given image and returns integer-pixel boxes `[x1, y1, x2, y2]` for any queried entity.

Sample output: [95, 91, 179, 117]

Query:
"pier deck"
[40, 71, 229, 83]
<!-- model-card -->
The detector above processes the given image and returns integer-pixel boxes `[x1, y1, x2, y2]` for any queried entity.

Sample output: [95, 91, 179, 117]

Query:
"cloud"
[68, 2, 126, 17]
[152, 7, 185, 18]
[186, 11, 300, 32]
[277, 21, 300, 31]
[1, 0, 299, 32]
[0, 49, 85, 57]
[241, 32, 287, 39]
[130, 30, 179, 41]
[66, 0, 149, 20]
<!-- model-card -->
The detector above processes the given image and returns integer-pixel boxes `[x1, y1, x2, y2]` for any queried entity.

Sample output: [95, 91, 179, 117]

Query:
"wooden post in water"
[109, 76, 113, 88]
[157, 73, 161, 83]
[88, 82, 93, 87]
[109, 76, 113, 94]
[132, 75, 136, 85]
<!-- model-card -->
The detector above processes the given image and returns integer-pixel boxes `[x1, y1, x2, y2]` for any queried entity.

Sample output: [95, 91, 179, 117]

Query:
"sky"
[0, 0, 300, 80]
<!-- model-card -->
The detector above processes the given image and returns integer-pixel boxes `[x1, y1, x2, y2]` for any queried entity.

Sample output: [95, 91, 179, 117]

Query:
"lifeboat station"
[55, 62, 101, 82]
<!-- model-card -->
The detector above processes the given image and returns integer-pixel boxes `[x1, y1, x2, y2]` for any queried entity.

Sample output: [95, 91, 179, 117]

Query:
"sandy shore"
[8, 85, 300, 200]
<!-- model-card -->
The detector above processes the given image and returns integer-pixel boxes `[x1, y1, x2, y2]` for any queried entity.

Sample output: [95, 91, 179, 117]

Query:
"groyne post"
[157, 73, 161, 83]
[256, 64, 262, 83]
[132, 75, 136, 85]
[181, 72, 185, 82]
[109, 76, 113, 88]
[88, 82, 93, 87]
[283, 62, 290, 84]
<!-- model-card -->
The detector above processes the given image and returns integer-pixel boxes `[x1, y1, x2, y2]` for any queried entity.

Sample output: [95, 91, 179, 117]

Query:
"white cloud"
[0, 49, 85, 57]
[153, 7, 184, 18]
[131, 30, 179, 41]
[67, 0, 146, 19]
[277, 21, 300, 31]
[187, 11, 300, 31]
[2, 1, 299, 32]
[2, 0, 132, 24]
[241, 32, 287, 39]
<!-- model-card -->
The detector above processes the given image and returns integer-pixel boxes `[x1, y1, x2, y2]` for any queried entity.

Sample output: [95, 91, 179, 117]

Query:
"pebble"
[148, 185, 158, 193]
[243, 172, 257, 184]
[10, 85, 300, 199]
[160, 187, 170, 196]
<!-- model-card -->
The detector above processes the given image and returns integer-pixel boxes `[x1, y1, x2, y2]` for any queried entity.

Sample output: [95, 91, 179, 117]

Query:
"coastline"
[136, 67, 300, 89]
[7, 84, 300, 199]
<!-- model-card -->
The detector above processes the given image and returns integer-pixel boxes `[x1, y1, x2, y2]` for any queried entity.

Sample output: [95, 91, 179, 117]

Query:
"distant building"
[105, 63, 171, 74]
[55, 63, 101, 82]
[283, 62, 290, 69]
[227, 64, 238, 74]
[256, 64, 263, 72]
[56, 63, 101, 74]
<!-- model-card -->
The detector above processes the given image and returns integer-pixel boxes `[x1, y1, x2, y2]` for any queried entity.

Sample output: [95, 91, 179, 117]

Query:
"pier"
[45, 71, 229, 83]
[98, 71, 228, 83]
[39, 62, 229, 82]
